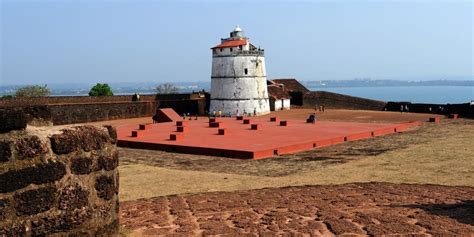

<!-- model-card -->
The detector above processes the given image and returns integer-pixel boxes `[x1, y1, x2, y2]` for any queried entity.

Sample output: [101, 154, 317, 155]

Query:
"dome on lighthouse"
[230, 25, 244, 39]
[234, 25, 242, 32]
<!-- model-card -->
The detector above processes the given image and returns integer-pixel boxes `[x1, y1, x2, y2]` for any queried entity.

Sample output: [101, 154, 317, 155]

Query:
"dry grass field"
[115, 109, 473, 201]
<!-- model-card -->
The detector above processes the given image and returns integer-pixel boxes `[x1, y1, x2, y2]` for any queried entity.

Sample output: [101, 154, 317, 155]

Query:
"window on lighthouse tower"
[244, 68, 248, 75]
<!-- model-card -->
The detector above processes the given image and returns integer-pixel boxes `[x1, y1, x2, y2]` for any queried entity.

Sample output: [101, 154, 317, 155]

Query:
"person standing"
[132, 92, 140, 101]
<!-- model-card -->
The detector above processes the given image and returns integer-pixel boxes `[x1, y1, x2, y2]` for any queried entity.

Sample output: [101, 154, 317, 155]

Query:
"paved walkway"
[120, 183, 474, 236]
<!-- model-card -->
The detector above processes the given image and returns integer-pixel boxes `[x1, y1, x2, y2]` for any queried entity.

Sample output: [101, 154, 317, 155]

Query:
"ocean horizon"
[2, 85, 472, 105]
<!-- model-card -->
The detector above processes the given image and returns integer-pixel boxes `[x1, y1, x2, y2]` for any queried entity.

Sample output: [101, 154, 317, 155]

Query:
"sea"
[309, 86, 474, 104]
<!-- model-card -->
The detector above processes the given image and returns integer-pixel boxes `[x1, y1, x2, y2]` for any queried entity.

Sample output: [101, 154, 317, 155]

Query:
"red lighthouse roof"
[211, 39, 247, 49]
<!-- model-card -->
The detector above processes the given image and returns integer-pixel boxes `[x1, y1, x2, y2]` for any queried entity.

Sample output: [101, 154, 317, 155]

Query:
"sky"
[1, 0, 473, 85]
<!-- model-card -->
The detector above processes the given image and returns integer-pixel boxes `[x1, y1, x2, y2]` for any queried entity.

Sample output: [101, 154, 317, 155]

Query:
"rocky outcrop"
[0, 125, 119, 236]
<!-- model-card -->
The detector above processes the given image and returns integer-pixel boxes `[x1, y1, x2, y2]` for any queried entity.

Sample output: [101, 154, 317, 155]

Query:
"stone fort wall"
[0, 124, 119, 236]
[0, 94, 156, 107]
[0, 93, 208, 125]
[303, 91, 387, 111]
[50, 101, 158, 125]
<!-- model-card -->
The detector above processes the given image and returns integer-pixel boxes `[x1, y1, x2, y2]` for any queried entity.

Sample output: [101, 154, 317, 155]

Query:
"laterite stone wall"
[0, 125, 119, 236]
[303, 91, 387, 111]
[0, 94, 209, 125]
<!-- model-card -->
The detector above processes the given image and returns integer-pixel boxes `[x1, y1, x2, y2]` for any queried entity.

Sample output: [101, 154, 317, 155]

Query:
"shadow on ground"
[395, 200, 474, 226]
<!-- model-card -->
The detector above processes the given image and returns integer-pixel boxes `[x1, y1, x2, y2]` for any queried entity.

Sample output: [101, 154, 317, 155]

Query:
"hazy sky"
[1, 0, 472, 85]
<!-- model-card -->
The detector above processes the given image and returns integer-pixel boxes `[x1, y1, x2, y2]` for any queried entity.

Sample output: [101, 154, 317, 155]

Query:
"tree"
[89, 83, 114, 96]
[155, 83, 179, 94]
[14, 85, 51, 97]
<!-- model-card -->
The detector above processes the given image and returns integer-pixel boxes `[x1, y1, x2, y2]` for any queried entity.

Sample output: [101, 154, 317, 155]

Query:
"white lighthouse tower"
[210, 26, 270, 116]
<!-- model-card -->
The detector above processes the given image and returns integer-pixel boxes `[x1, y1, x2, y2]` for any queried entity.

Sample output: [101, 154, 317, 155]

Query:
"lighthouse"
[210, 26, 270, 116]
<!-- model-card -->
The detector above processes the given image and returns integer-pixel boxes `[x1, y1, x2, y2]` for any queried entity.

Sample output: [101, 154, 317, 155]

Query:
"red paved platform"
[117, 118, 421, 159]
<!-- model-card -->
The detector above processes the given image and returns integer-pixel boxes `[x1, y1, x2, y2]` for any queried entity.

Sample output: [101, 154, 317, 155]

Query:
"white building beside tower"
[209, 26, 270, 116]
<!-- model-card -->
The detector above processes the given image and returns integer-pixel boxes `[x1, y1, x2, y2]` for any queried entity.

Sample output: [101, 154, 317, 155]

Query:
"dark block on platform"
[236, 116, 244, 120]
[176, 121, 187, 126]
[270, 117, 279, 122]
[139, 124, 152, 130]
[177, 126, 187, 132]
[243, 119, 251, 124]
[218, 128, 227, 135]
[131, 130, 142, 137]
[170, 133, 184, 141]
[209, 122, 224, 128]
[280, 121, 289, 126]
[429, 117, 441, 123]
[251, 124, 260, 130]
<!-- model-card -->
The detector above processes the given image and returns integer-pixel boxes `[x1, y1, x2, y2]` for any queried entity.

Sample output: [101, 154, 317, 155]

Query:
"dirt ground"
[120, 182, 474, 236]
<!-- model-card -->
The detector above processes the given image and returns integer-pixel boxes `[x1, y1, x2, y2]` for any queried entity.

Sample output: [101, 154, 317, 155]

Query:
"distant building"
[270, 79, 310, 106]
[270, 79, 310, 93]
[210, 26, 270, 116]
[267, 81, 291, 111]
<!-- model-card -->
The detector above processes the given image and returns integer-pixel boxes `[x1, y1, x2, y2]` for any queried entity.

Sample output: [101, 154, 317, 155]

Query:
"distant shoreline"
[1, 81, 473, 104]
[309, 86, 473, 104]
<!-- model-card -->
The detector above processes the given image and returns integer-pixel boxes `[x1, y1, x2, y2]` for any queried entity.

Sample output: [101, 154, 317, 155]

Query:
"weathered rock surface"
[0, 125, 119, 236]
[121, 182, 474, 235]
